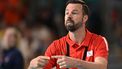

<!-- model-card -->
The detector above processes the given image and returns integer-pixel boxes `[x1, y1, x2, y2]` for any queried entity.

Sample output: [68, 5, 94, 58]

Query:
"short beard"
[65, 21, 83, 32]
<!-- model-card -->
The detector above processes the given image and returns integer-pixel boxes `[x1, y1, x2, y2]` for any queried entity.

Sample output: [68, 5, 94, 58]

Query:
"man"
[0, 27, 24, 69]
[28, 0, 109, 69]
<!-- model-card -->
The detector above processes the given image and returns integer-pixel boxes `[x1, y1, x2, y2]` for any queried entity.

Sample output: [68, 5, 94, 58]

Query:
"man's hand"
[52, 56, 81, 68]
[28, 56, 50, 69]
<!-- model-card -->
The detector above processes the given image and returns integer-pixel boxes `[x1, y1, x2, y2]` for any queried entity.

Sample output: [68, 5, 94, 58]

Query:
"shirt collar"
[81, 29, 93, 47]
[66, 29, 93, 47]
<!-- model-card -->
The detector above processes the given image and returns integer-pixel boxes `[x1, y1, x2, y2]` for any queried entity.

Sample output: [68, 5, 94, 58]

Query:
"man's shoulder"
[53, 35, 67, 44]
[91, 32, 107, 43]
[87, 29, 105, 41]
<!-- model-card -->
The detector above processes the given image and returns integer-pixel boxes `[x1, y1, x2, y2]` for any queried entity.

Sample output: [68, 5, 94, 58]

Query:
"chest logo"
[87, 50, 93, 57]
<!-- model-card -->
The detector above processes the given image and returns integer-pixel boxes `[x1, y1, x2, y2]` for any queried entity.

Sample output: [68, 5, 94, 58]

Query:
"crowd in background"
[0, 0, 122, 69]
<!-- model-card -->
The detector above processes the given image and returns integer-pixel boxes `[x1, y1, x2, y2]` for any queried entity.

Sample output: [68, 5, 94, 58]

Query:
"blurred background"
[0, 0, 122, 69]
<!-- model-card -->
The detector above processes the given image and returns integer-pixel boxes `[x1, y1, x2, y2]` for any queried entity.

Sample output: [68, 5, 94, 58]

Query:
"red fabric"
[3, 0, 22, 26]
[7, 0, 20, 7]
[0, 0, 5, 13]
[44, 29, 109, 69]
[4, 10, 21, 25]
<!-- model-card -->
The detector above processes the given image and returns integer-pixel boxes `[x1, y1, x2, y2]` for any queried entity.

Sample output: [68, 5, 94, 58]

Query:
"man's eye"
[65, 12, 69, 15]
[72, 12, 78, 15]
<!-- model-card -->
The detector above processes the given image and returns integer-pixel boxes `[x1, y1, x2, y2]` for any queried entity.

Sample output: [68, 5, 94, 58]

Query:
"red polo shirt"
[44, 29, 109, 69]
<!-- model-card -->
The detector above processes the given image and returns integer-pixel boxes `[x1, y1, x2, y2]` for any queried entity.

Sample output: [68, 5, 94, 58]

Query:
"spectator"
[0, 27, 24, 69]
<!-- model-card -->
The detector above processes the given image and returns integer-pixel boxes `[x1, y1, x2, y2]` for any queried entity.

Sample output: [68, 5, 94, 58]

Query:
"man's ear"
[83, 15, 88, 24]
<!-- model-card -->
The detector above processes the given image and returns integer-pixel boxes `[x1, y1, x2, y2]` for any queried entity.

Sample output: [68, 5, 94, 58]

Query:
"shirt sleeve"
[44, 41, 57, 69]
[94, 37, 109, 60]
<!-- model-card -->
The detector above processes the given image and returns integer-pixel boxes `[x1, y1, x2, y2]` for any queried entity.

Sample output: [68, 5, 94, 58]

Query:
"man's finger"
[39, 56, 50, 60]
[37, 62, 46, 67]
[38, 58, 49, 63]
[57, 58, 64, 64]
[58, 61, 66, 66]
[60, 64, 67, 68]
[51, 56, 64, 59]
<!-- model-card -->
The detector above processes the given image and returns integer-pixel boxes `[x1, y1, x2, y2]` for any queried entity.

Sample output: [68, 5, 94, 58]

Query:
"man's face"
[65, 3, 84, 32]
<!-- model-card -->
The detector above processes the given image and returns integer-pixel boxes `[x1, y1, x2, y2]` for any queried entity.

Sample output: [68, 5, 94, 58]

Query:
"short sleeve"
[94, 37, 109, 60]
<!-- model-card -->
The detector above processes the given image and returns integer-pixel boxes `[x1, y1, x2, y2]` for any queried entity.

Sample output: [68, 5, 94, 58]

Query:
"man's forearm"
[77, 60, 107, 69]
[28, 66, 43, 69]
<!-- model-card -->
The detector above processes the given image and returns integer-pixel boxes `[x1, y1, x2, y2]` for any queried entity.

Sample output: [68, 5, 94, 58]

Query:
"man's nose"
[67, 17, 72, 21]
[67, 13, 73, 20]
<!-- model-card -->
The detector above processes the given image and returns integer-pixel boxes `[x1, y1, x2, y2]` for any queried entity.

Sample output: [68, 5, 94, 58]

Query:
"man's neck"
[69, 27, 86, 45]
